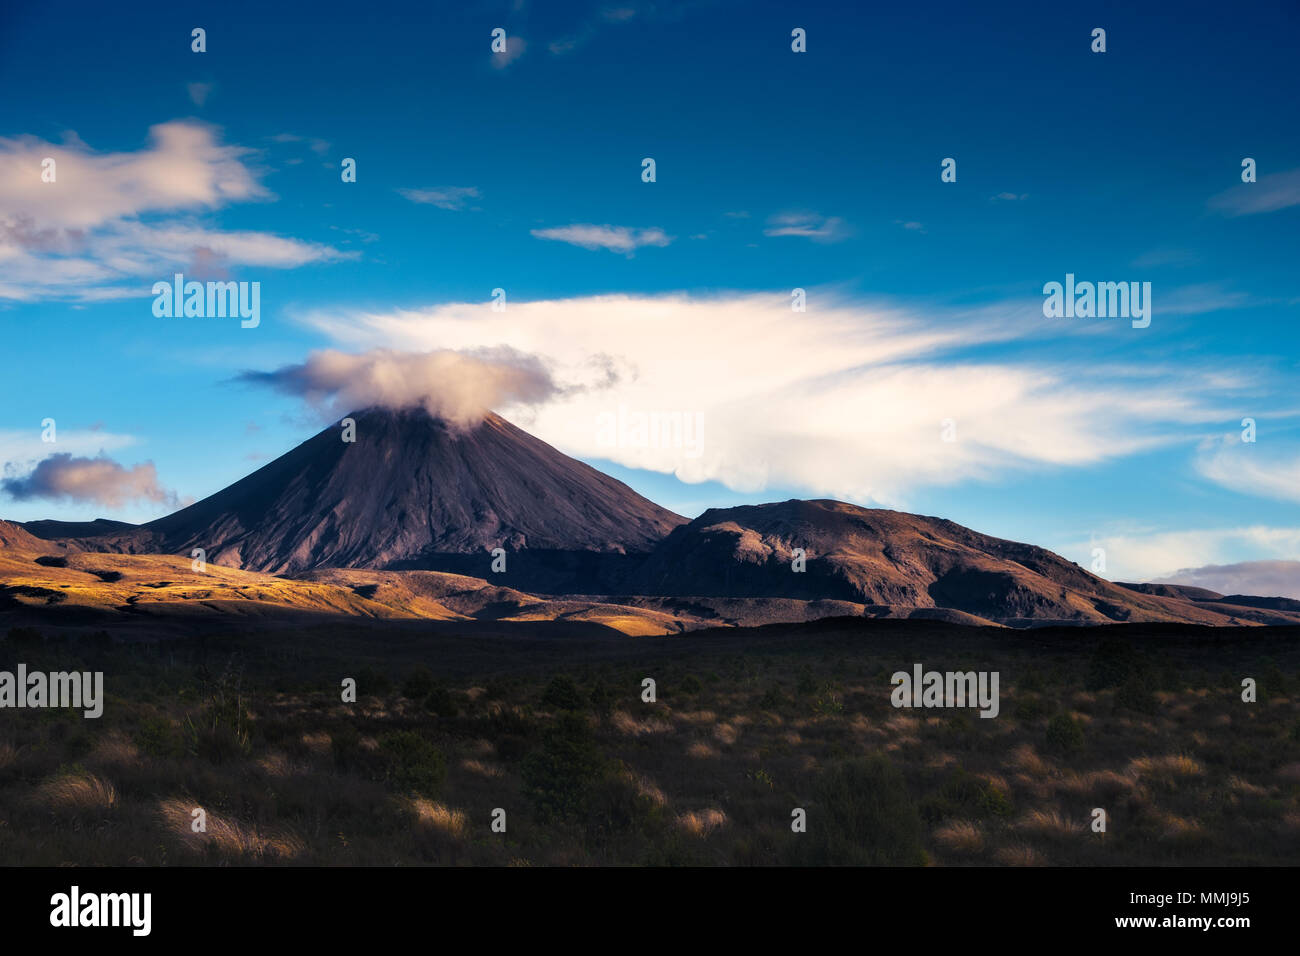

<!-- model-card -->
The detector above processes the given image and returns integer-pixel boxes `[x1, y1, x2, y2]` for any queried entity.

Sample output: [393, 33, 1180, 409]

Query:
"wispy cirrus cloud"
[530, 224, 672, 255]
[763, 211, 852, 243]
[1208, 167, 1300, 216]
[491, 35, 527, 68]
[1196, 433, 1300, 503]
[295, 291, 1250, 506]
[550, 4, 641, 54]
[398, 186, 480, 211]
[186, 82, 214, 106]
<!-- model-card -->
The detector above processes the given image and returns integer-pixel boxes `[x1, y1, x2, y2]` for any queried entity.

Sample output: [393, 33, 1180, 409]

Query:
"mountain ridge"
[7, 410, 1299, 627]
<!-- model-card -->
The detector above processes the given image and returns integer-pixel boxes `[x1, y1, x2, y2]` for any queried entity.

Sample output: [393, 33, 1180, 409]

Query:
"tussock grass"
[1, 620, 1297, 865]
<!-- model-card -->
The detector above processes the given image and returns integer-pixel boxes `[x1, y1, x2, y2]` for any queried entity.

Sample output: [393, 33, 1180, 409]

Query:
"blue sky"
[2, 0, 1299, 590]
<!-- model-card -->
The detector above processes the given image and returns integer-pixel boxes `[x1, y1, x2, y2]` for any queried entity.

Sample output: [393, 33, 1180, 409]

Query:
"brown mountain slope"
[0, 543, 710, 636]
[59, 407, 685, 573]
[626, 499, 1300, 625]
[0, 520, 53, 552]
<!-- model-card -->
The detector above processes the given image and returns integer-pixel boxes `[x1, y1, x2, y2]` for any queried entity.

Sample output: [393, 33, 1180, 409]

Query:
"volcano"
[93, 407, 685, 574]
[12, 412, 1300, 627]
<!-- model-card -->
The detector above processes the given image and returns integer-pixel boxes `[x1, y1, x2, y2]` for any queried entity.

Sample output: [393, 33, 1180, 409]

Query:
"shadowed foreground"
[1, 618, 1298, 866]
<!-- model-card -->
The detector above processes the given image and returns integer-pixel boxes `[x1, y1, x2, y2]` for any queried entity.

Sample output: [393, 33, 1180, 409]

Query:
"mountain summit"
[125, 407, 685, 573]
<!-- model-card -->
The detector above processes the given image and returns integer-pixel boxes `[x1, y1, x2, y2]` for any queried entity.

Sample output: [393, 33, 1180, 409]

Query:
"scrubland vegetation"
[2, 620, 1298, 866]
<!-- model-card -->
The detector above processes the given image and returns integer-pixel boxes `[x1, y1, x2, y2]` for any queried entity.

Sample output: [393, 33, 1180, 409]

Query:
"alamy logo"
[595, 405, 704, 458]
[152, 273, 261, 328]
[890, 663, 1000, 718]
[50, 886, 151, 936]
[1042, 273, 1151, 328]
[0, 665, 103, 718]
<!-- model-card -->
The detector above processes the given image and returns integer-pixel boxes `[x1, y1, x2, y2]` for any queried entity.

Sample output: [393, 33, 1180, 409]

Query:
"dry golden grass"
[677, 808, 727, 838]
[1152, 811, 1206, 844]
[1056, 769, 1134, 799]
[410, 799, 469, 838]
[629, 771, 668, 808]
[1009, 743, 1051, 776]
[1016, 808, 1084, 840]
[611, 711, 672, 736]
[461, 758, 504, 778]
[37, 770, 117, 812]
[712, 721, 741, 746]
[995, 843, 1046, 866]
[1127, 754, 1205, 782]
[157, 798, 305, 861]
[256, 751, 304, 778]
[934, 820, 984, 854]
[89, 731, 141, 768]
[299, 732, 331, 755]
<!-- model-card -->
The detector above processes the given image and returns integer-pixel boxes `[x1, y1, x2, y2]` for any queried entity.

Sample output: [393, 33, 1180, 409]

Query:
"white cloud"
[237, 347, 562, 430]
[530, 224, 672, 254]
[491, 36, 527, 68]
[398, 186, 480, 210]
[187, 82, 214, 106]
[296, 292, 1241, 506]
[1154, 560, 1300, 600]
[0, 121, 265, 230]
[0, 121, 349, 301]
[1209, 167, 1300, 216]
[0, 428, 139, 475]
[2, 453, 179, 509]
[763, 211, 851, 243]
[1073, 526, 1300, 584]
[1196, 433, 1300, 502]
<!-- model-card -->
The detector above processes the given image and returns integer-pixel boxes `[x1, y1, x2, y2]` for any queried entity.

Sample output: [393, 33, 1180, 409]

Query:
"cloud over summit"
[238, 348, 568, 428]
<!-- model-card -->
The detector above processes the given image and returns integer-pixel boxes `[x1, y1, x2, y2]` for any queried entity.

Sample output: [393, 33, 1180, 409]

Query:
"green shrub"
[540, 675, 586, 712]
[135, 716, 183, 758]
[184, 695, 251, 764]
[1115, 675, 1158, 714]
[521, 712, 606, 821]
[679, 674, 703, 695]
[1045, 713, 1085, 753]
[584, 762, 661, 844]
[1086, 638, 1146, 691]
[1254, 657, 1288, 701]
[793, 754, 926, 865]
[378, 730, 446, 798]
[1013, 693, 1055, 721]
[330, 723, 363, 770]
[757, 683, 786, 710]
[423, 685, 459, 718]
[1018, 665, 1046, 694]
[401, 665, 435, 700]
[588, 679, 617, 717]
[355, 665, 393, 697]
[812, 686, 844, 716]
[921, 767, 1013, 822]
